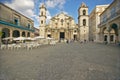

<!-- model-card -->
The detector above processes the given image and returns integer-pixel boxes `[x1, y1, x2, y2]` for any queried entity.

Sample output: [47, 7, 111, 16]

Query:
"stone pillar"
[10, 29, 13, 37]
[117, 29, 120, 42]
[58, 30, 60, 40]
[99, 33, 103, 43]
[114, 36, 118, 43]
[67, 31, 69, 40]
[107, 32, 110, 43]
[69, 30, 73, 39]
[9, 29, 13, 42]
[25, 32, 27, 37]
[69, 31, 71, 40]
[20, 31, 22, 37]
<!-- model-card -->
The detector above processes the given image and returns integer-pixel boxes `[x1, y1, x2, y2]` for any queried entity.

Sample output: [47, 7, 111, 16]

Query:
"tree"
[0, 31, 2, 37]
[0, 30, 3, 45]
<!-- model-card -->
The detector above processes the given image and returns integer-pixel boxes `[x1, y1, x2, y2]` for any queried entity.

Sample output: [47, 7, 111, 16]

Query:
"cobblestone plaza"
[0, 42, 120, 80]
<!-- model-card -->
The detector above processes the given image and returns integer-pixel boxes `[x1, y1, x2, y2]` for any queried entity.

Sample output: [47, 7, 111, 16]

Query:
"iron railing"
[0, 20, 34, 32]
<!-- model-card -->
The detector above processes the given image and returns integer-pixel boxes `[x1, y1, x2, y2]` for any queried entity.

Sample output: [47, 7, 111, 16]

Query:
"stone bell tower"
[39, 3, 47, 38]
[78, 2, 89, 41]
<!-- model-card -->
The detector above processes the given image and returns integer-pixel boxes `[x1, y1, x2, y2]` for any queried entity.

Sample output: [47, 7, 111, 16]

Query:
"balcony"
[0, 20, 34, 32]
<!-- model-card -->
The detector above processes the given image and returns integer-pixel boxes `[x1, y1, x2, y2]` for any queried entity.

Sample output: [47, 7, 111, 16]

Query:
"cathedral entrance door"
[74, 35, 77, 41]
[60, 32, 65, 40]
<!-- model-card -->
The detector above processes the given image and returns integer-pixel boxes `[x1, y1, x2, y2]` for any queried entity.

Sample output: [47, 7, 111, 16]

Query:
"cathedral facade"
[39, 3, 89, 42]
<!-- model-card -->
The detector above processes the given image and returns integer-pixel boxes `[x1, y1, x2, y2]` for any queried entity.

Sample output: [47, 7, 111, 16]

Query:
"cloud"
[4, 0, 41, 27]
[4, 0, 67, 27]
[5, 0, 35, 18]
[46, 10, 52, 23]
[45, 0, 66, 9]
[62, 11, 68, 14]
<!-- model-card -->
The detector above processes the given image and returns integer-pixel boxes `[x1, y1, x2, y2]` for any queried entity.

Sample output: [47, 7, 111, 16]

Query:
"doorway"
[104, 35, 107, 41]
[74, 35, 77, 40]
[60, 32, 65, 39]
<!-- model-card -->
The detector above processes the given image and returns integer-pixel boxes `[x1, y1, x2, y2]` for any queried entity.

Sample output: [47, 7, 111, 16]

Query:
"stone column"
[115, 34, 118, 43]
[9, 29, 13, 42]
[99, 32, 103, 43]
[118, 23, 120, 43]
[70, 29, 72, 40]
[67, 30, 69, 40]
[10, 29, 13, 37]
[20, 31, 22, 37]
[58, 30, 60, 41]
[99, 28, 104, 43]
[117, 28, 120, 43]
[107, 32, 110, 44]
[25, 32, 27, 37]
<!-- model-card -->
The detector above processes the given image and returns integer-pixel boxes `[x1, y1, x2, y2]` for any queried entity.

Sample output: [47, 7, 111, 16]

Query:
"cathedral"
[39, 2, 89, 42]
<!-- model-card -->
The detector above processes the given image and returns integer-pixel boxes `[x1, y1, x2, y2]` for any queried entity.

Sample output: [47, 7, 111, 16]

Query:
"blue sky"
[0, 0, 113, 28]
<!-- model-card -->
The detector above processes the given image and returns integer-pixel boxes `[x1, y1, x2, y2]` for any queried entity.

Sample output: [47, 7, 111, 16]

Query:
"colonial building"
[78, 2, 89, 41]
[39, 3, 89, 42]
[98, 0, 120, 43]
[89, 5, 109, 42]
[0, 3, 34, 40]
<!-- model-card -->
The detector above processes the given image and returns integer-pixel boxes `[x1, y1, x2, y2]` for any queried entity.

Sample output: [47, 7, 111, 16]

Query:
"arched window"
[27, 32, 30, 37]
[110, 35, 114, 41]
[41, 20, 43, 24]
[2, 28, 10, 38]
[22, 32, 25, 37]
[13, 30, 20, 37]
[83, 10, 86, 15]
[74, 30, 77, 33]
[83, 19, 86, 26]
[14, 18, 19, 25]
[28, 23, 31, 29]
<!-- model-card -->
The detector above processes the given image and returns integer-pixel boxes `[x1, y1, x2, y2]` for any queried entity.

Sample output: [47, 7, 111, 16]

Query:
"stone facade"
[45, 12, 79, 41]
[98, 0, 120, 43]
[0, 3, 34, 40]
[39, 3, 89, 42]
[39, 4, 46, 38]
[89, 5, 109, 42]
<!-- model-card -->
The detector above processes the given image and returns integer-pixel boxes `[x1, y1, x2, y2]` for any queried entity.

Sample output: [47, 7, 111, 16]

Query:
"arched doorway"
[102, 27, 109, 42]
[27, 32, 30, 37]
[22, 31, 26, 37]
[2, 28, 10, 38]
[104, 35, 107, 41]
[73, 35, 77, 41]
[110, 23, 118, 43]
[13, 30, 20, 37]
[109, 29, 115, 43]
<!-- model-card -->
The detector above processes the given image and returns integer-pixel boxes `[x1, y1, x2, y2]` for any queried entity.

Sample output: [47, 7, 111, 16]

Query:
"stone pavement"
[0, 42, 120, 80]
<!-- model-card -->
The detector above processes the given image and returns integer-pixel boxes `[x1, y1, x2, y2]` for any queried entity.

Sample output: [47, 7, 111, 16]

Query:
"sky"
[0, 0, 113, 28]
